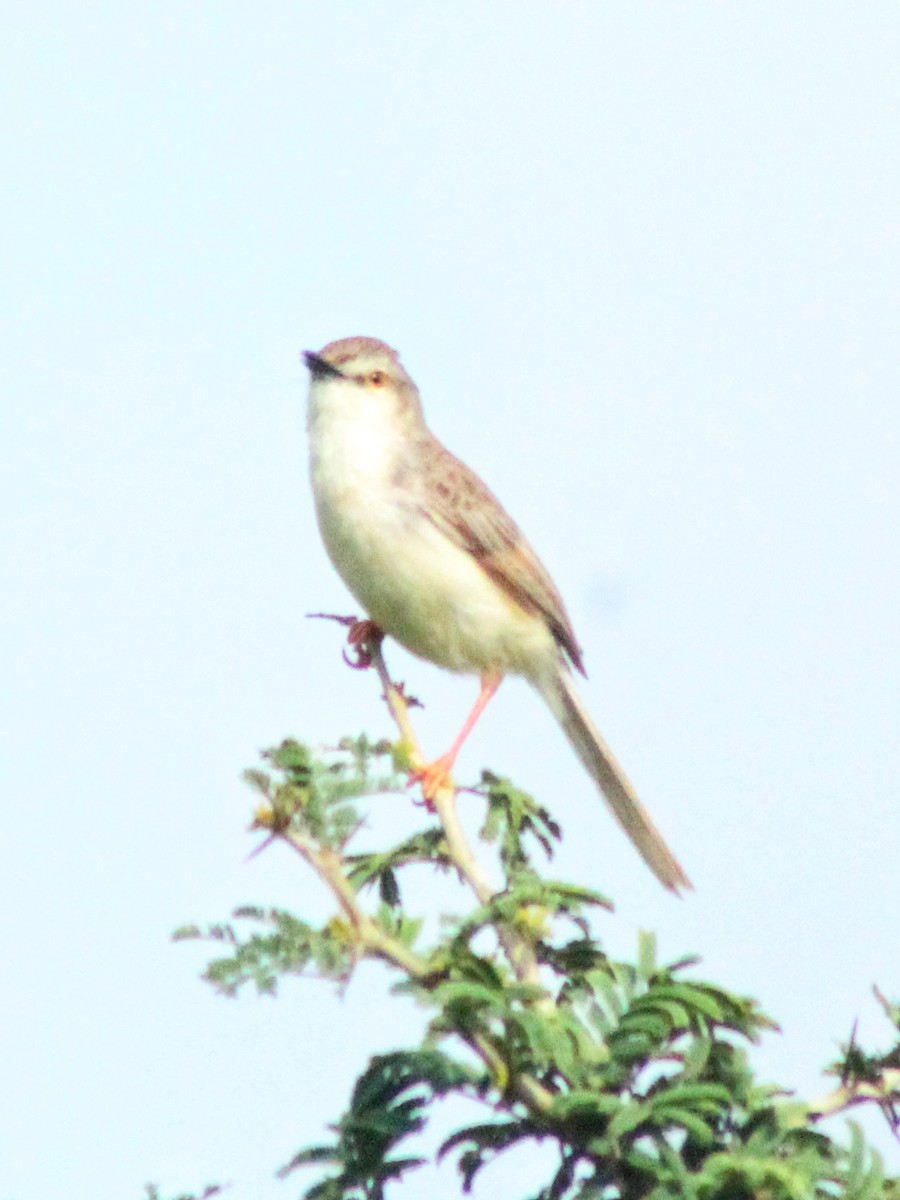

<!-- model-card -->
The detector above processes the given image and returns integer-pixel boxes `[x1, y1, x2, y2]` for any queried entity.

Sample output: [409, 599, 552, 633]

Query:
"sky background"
[3, 4, 899, 1197]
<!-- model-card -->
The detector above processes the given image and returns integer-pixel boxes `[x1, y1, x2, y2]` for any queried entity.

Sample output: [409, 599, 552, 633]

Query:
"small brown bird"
[304, 337, 691, 893]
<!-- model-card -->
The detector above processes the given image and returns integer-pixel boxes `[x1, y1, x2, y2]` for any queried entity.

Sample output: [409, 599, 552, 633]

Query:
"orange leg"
[411, 672, 503, 803]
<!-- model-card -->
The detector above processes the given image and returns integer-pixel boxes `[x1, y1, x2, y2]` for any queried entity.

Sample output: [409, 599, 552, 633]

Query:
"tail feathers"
[535, 669, 692, 894]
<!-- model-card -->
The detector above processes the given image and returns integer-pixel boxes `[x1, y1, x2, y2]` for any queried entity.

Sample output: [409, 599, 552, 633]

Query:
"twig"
[257, 807, 556, 1115]
[808, 1069, 900, 1134]
[364, 632, 547, 995]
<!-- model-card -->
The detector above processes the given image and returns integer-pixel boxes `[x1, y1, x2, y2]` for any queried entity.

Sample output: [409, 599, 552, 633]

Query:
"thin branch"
[256, 807, 556, 1116]
[808, 1069, 900, 1135]
[365, 633, 547, 995]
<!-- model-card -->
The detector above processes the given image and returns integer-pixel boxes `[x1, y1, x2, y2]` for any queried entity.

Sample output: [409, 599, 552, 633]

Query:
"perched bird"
[303, 337, 691, 893]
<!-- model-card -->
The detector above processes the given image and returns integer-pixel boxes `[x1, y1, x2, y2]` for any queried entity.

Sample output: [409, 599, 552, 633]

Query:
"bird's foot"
[342, 619, 383, 670]
[409, 752, 456, 809]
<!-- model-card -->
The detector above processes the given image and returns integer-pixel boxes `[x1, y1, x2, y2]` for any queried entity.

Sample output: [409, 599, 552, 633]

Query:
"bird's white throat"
[308, 374, 406, 503]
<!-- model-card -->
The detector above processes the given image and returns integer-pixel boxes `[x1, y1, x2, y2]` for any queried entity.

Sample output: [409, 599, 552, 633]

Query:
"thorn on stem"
[391, 680, 424, 710]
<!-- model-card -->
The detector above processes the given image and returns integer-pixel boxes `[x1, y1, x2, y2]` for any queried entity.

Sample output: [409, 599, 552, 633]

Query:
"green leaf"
[650, 1103, 717, 1144]
[637, 929, 657, 979]
[550, 1091, 622, 1122]
[650, 1081, 732, 1111]
[606, 1099, 651, 1139]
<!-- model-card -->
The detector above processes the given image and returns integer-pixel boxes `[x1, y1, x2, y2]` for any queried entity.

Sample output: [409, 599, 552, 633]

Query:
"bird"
[303, 336, 691, 893]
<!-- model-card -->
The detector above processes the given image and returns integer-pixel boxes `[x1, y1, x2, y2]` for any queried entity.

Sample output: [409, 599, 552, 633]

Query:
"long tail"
[534, 668, 692, 894]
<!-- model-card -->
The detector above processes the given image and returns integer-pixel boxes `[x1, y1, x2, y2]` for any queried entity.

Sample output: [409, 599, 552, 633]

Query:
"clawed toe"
[342, 619, 383, 670]
[409, 753, 456, 807]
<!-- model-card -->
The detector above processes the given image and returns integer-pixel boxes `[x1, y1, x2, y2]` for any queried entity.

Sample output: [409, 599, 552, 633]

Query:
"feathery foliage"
[173, 734, 900, 1199]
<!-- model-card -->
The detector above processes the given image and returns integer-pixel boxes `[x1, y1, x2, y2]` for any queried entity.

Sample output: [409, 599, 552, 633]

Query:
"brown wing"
[417, 435, 586, 675]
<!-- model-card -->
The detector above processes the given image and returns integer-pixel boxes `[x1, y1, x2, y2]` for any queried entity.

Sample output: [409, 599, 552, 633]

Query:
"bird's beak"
[303, 351, 345, 380]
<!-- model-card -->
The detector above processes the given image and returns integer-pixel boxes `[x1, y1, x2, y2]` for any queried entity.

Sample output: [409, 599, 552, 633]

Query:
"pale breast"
[308, 379, 558, 678]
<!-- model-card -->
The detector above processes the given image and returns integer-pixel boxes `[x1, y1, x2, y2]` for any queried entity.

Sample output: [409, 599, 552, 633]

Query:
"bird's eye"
[369, 370, 386, 387]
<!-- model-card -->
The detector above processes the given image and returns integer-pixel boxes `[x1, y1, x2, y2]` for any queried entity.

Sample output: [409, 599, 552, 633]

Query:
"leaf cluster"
[178, 738, 899, 1200]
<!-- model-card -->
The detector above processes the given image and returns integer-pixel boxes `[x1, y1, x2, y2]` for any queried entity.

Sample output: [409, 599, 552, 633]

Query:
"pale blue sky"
[3, 4, 899, 1197]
